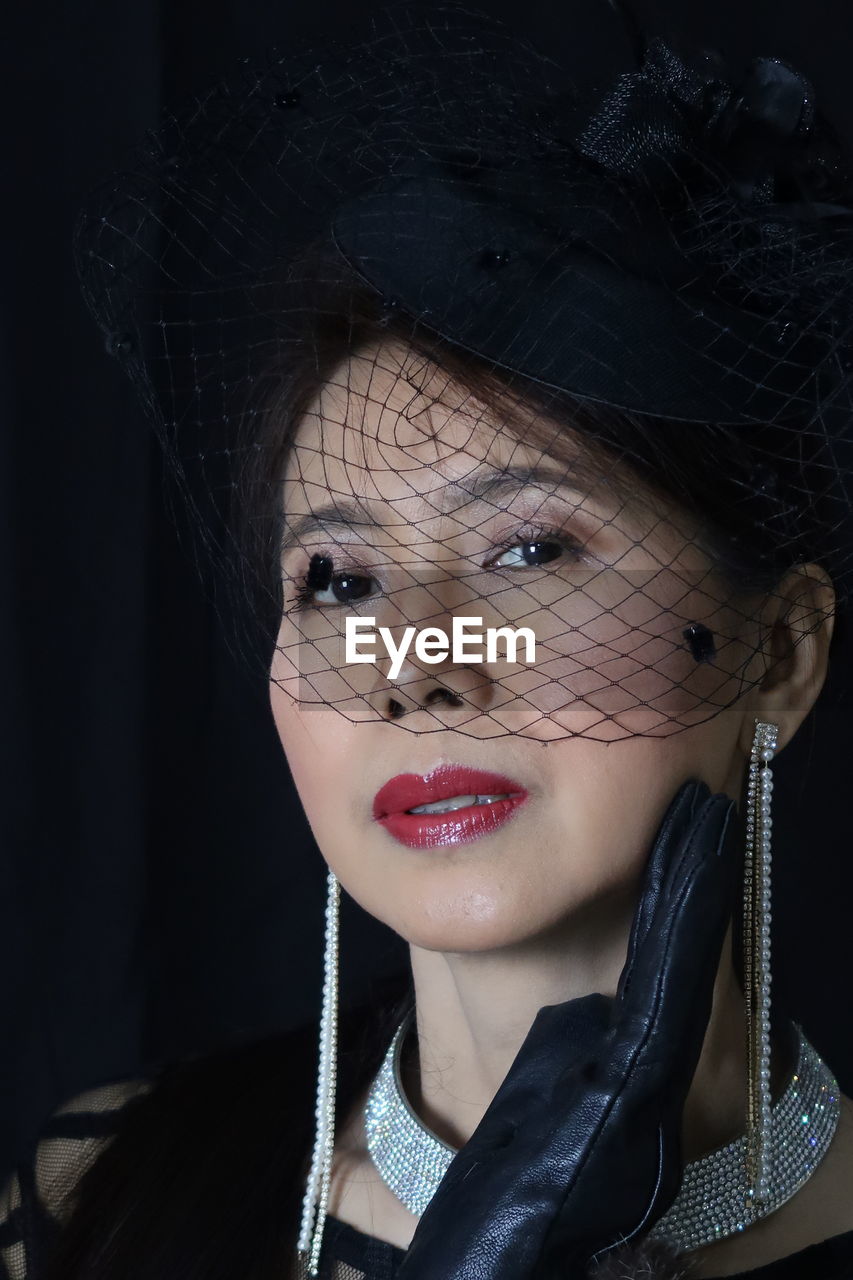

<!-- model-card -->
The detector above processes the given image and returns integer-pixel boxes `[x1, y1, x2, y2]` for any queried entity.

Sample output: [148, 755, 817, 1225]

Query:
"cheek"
[269, 683, 359, 827]
[536, 748, 668, 899]
[539, 717, 743, 897]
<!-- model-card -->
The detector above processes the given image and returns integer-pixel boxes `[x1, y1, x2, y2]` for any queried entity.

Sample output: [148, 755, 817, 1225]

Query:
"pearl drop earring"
[297, 868, 341, 1276]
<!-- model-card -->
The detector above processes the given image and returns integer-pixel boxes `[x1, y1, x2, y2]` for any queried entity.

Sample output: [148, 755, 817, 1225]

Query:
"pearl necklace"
[364, 1012, 840, 1253]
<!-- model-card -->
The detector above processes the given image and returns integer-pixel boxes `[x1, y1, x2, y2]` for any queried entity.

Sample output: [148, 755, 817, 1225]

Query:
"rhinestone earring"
[743, 720, 779, 1215]
[297, 868, 341, 1276]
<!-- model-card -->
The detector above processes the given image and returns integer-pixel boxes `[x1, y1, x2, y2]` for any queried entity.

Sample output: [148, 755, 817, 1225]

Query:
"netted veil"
[75, 0, 853, 744]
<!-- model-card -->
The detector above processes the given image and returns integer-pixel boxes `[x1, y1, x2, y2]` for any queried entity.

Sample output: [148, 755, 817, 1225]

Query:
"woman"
[3, 3, 853, 1277]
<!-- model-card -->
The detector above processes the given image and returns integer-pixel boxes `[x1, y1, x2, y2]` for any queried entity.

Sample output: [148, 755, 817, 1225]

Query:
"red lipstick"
[372, 765, 528, 849]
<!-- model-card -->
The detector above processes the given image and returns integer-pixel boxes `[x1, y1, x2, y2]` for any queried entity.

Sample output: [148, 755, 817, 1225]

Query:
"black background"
[3, 0, 852, 1181]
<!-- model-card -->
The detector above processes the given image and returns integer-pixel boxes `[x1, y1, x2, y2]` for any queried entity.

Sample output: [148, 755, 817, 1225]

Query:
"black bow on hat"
[330, 26, 853, 427]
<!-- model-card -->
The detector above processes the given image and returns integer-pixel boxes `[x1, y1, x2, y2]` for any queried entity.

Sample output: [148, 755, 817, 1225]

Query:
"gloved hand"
[394, 778, 739, 1279]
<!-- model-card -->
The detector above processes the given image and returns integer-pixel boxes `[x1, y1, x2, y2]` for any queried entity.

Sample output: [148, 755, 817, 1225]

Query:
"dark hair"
[41, 973, 413, 1280]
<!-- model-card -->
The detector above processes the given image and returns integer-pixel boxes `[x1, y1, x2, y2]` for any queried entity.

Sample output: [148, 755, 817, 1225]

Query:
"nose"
[369, 624, 504, 726]
[346, 571, 527, 728]
[386, 682, 467, 720]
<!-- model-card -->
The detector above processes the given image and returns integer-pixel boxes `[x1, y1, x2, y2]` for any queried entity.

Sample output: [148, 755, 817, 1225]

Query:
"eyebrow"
[280, 464, 583, 549]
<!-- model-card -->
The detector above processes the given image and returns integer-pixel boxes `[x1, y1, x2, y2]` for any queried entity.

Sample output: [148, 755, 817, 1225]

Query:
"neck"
[402, 900, 781, 1165]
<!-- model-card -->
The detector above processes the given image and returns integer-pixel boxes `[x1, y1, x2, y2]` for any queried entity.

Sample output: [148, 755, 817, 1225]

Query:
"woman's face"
[269, 341, 757, 953]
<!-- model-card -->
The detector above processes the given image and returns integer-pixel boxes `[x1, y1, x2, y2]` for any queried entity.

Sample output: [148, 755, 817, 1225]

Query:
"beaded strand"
[744, 721, 778, 1212]
[297, 869, 341, 1276]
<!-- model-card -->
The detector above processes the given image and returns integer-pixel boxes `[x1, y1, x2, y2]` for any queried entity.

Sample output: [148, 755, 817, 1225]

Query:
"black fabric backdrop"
[3, 0, 853, 1182]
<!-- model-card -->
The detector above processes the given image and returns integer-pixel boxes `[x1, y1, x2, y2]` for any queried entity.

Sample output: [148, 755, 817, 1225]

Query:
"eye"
[314, 572, 378, 605]
[290, 558, 380, 611]
[489, 537, 568, 568]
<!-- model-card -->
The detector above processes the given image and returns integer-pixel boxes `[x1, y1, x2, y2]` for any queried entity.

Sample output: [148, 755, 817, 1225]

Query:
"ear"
[737, 563, 836, 757]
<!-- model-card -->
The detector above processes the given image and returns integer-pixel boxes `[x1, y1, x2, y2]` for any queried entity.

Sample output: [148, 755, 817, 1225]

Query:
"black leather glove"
[394, 778, 739, 1279]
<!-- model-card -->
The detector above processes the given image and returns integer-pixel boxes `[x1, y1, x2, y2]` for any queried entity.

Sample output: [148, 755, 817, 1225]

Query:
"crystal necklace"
[364, 1011, 840, 1253]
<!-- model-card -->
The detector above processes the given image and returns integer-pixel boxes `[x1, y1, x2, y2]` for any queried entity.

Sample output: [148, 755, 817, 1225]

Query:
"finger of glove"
[616, 778, 711, 1007]
[444, 789, 733, 1171]
[436, 994, 612, 1159]
[610, 791, 738, 1095]
[532, 795, 738, 1262]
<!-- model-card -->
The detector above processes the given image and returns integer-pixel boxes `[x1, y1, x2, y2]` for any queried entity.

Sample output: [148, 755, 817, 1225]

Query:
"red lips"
[372, 765, 528, 850]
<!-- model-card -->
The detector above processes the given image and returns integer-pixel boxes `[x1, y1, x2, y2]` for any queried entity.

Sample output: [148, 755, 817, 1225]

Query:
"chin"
[391, 917, 538, 954]
[354, 878, 582, 955]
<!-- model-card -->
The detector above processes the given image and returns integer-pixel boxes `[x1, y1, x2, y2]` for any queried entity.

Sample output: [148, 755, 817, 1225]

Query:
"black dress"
[2, 1011, 852, 1280]
[4, 1140, 853, 1280]
[307, 1214, 853, 1280]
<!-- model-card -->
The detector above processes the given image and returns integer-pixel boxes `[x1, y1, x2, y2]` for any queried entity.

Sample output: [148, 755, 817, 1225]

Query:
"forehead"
[283, 340, 575, 514]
